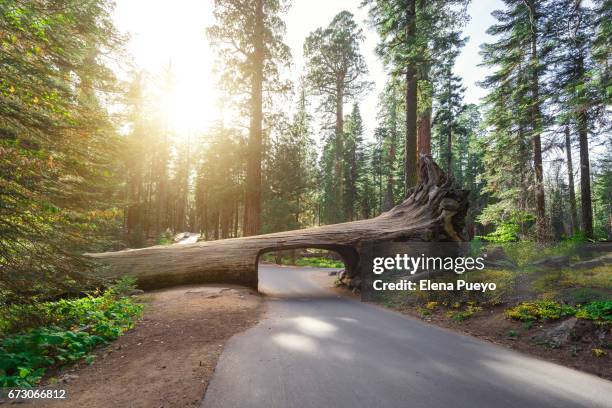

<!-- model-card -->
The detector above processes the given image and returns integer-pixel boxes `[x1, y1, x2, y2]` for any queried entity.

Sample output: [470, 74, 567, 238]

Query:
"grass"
[294, 257, 344, 268]
[0, 277, 143, 387]
[261, 253, 344, 268]
[534, 265, 612, 293]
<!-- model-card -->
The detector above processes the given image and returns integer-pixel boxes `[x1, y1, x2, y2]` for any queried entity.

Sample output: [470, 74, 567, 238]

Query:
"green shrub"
[575, 301, 612, 322]
[0, 284, 142, 387]
[156, 230, 173, 245]
[482, 222, 521, 243]
[448, 305, 482, 322]
[506, 300, 575, 322]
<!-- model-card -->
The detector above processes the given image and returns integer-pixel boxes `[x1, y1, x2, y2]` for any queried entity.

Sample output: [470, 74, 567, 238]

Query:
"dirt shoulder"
[37, 285, 263, 408]
[378, 302, 611, 380]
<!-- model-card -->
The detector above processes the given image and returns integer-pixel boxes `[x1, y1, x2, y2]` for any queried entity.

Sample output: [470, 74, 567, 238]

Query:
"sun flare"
[163, 80, 219, 138]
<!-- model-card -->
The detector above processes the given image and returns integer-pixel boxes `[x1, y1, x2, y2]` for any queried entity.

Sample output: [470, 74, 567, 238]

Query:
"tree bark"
[404, 0, 418, 192]
[576, 56, 593, 238]
[89, 156, 468, 290]
[243, 0, 265, 236]
[446, 68, 453, 176]
[383, 137, 396, 212]
[564, 125, 578, 235]
[334, 82, 345, 223]
[527, 0, 546, 242]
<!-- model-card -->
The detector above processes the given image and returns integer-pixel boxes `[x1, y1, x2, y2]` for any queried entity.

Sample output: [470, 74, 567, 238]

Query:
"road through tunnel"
[255, 245, 360, 297]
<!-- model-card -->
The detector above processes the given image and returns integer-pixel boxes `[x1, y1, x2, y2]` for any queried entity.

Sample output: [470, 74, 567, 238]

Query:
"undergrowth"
[506, 300, 611, 323]
[0, 277, 143, 387]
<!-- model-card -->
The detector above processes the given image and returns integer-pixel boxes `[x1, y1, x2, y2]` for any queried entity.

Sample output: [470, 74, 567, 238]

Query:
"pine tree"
[0, 0, 124, 301]
[343, 103, 366, 221]
[365, 0, 469, 190]
[375, 80, 404, 211]
[304, 11, 370, 224]
[548, 0, 606, 238]
[208, 0, 291, 236]
[195, 125, 245, 240]
[479, 0, 550, 241]
[263, 87, 317, 232]
[432, 61, 466, 176]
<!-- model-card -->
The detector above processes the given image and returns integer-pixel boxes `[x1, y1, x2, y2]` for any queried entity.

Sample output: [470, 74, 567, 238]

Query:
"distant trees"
[304, 11, 370, 223]
[433, 60, 466, 176]
[375, 80, 404, 211]
[195, 125, 245, 240]
[123, 66, 196, 246]
[263, 87, 318, 232]
[365, 0, 469, 191]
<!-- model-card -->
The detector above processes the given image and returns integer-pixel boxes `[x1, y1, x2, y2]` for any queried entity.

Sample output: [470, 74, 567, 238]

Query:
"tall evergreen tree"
[303, 11, 370, 223]
[479, 0, 550, 241]
[263, 87, 317, 232]
[432, 61, 466, 176]
[0, 0, 124, 300]
[343, 103, 366, 221]
[548, 0, 606, 238]
[208, 0, 291, 236]
[365, 0, 469, 190]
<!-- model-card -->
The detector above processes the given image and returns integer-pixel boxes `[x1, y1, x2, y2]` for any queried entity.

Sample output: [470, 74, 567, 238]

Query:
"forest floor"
[385, 302, 611, 380]
[35, 284, 263, 408]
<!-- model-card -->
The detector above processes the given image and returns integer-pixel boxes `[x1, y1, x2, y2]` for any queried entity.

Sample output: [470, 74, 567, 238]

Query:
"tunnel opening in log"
[256, 245, 358, 274]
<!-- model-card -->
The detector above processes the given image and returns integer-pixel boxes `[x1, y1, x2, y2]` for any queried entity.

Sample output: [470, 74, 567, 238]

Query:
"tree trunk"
[576, 56, 593, 238]
[243, 0, 265, 236]
[89, 156, 468, 290]
[564, 125, 578, 235]
[527, 0, 546, 242]
[383, 138, 396, 212]
[404, 0, 418, 192]
[446, 68, 452, 176]
[334, 82, 345, 223]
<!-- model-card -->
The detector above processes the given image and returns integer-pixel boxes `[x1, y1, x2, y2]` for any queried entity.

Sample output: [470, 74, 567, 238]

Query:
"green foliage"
[505, 299, 612, 323]
[263, 87, 318, 233]
[563, 231, 590, 243]
[482, 222, 521, 243]
[0, 285, 142, 387]
[294, 257, 344, 269]
[261, 253, 344, 269]
[479, 211, 534, 243]
[558, 288, 610, 305]
[156, 230, 174, 246]
[304, 11, 371, 224]
[0, 0, 123, 302]
[448, 305, 482, 322]
[575, 301, 612, 322]
[506, 300, 576, 322]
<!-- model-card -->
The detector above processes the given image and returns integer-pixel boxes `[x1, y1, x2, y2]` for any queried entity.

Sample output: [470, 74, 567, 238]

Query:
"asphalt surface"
[202, 265, 612, 408]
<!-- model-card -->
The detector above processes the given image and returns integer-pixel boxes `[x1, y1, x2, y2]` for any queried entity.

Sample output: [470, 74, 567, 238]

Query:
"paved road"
[202, 265, 612, 408]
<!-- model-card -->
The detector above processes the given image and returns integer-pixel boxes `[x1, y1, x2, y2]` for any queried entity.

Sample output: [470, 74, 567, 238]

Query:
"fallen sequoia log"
[89, 156, 468, 290]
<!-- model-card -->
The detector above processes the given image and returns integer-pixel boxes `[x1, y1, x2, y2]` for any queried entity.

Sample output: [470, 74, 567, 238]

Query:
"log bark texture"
[89, 156, 468, 290]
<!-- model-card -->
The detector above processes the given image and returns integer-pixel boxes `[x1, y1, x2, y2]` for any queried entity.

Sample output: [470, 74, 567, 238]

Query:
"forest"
[0, 0, 610, 303]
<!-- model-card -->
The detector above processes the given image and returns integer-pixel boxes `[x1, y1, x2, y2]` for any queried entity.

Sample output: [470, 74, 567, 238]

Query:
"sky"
[112, 0, 504, 142]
